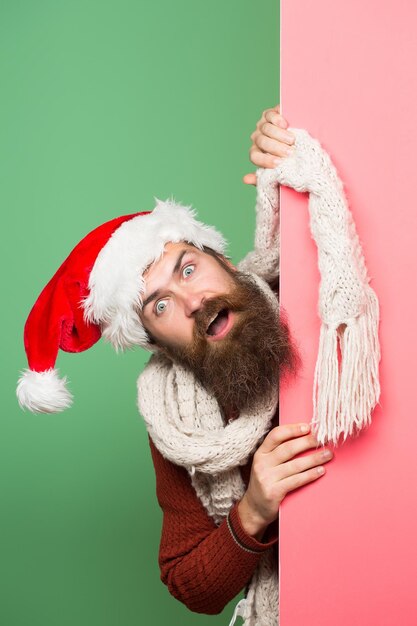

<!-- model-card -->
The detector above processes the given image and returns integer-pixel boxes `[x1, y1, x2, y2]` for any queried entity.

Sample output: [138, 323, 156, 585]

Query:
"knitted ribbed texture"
[270, 128, 381, 445]
[237, 166, 280, 284]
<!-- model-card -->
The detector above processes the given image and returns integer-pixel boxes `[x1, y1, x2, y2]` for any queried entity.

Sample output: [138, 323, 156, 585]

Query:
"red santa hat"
[16, 198, 227, 414]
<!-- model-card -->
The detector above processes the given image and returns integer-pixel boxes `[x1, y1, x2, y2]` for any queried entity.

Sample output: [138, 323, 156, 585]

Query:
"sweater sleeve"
[148, 435, 277, 616]
[237, 168, 280, 286]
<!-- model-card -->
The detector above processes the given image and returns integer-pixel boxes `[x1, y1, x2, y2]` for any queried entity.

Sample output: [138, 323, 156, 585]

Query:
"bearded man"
[16, 105, 334, 626]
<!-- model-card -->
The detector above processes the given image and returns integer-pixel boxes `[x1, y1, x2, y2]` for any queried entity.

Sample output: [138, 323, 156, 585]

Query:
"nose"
[183, 291, 206, 317]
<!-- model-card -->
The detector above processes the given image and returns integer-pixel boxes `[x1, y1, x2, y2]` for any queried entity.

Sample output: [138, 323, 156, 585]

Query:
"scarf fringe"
[312, 285, 381, 446]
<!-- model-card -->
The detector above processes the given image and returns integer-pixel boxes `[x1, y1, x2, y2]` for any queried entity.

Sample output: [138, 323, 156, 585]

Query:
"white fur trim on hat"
[16, 368, 73, 413]
[82, 198, 227, 351]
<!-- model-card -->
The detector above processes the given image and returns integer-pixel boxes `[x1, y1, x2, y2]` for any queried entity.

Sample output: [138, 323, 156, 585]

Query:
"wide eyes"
[182, 264, 195, 278]
[154, 263, 196, 316]
[155, 300, 168, 315]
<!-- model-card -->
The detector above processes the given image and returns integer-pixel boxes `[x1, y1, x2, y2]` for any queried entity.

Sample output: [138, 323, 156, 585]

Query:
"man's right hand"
[237, 422, 334, 540]
[243, 104, 296, 186]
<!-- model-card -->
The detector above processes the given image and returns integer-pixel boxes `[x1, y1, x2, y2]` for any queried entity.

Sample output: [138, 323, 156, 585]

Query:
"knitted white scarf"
[137, 128, 381, 625]
[272, 128, 381, 445]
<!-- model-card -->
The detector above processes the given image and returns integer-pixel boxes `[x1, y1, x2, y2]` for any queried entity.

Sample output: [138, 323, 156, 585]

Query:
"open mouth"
[205, 308, 234, 340]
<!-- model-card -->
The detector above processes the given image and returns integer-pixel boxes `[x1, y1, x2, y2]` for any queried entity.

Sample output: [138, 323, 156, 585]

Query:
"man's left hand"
[243, 104, 296, 186]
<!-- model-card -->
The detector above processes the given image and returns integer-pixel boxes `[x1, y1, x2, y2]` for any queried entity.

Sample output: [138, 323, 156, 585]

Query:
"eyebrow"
[141, 248, 191, 312]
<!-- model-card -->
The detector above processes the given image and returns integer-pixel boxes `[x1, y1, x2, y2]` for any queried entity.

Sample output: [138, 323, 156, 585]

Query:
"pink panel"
[279, 2, 417, 625]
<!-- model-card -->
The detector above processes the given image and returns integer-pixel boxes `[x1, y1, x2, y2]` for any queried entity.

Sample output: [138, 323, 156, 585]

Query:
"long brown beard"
[156, 270, 301, 416]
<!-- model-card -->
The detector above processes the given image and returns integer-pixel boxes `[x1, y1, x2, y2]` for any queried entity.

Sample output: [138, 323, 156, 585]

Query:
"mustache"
[192, 292, 249, 336]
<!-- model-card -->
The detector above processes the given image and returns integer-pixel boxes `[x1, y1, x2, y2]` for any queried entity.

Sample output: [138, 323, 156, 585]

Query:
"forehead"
[141, 241, 233, 299]
[141, 242, 214, 298]
[143, 241, 196, 278]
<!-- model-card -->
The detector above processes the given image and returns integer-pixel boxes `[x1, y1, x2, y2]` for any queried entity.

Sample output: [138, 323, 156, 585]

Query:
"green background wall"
[0, 1, 279, 624]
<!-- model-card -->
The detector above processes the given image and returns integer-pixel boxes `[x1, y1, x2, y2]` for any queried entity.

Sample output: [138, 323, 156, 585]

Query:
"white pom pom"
[16, 368, 73, 413]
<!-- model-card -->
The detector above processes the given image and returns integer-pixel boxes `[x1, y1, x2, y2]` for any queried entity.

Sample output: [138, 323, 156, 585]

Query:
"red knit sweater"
[148, 405, 279, 615]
